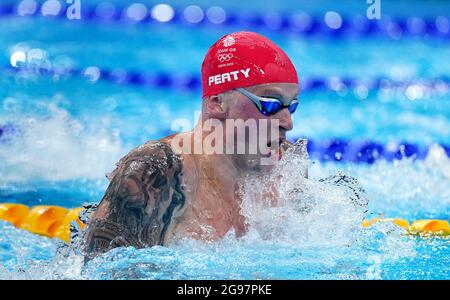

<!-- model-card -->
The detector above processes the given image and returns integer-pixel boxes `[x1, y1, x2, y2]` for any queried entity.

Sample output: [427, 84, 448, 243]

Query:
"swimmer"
[83, 31, 303, 258]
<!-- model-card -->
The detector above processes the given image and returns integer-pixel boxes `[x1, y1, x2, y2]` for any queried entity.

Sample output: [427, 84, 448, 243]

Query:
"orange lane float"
[362, 217, 449, 236]
[0, 203, 85, 242]
[1, 203, 449, 242]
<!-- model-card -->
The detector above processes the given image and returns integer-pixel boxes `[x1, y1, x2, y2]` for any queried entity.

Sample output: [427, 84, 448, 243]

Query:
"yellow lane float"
[1, 203, 449, 242]
[0, 203, 85, 242]
[408, 220, 450, 236]
[362, 217, 449, 236]
[362, 218, 410, 229]
[0, 203, 30, 227]
[54, 207, 85, 242]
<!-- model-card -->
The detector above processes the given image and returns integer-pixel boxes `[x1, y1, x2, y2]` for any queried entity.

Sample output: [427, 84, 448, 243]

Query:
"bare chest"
[169, 175, 246, 242]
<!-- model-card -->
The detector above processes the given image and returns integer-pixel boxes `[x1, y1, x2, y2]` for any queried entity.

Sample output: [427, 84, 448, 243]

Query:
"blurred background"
[0, 0, 449, 280]
[0, 0, 449, 212]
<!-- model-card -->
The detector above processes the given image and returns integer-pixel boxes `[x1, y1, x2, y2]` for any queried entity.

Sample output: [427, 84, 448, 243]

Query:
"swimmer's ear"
[204, 94, 227, 119]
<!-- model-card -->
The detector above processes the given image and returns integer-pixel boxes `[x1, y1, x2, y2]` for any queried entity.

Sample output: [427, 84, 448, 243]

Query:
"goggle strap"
[236, 88, 263, 111]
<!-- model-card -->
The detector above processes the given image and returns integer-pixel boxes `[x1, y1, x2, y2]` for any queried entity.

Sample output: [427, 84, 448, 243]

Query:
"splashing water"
[239, 139, 368, 247]
[3, 138, 447, 280]
[0, 101, 125, 185]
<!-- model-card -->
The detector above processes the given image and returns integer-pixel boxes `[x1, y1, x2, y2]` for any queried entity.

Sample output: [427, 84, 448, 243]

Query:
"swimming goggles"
[236, 88, 299, 116]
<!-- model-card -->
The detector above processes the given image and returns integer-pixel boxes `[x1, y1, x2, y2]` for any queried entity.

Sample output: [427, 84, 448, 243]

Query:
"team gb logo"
[222, 36, 235, 47]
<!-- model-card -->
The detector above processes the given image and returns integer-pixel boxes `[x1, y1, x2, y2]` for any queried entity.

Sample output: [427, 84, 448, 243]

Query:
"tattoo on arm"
[84, 142, 185, 258]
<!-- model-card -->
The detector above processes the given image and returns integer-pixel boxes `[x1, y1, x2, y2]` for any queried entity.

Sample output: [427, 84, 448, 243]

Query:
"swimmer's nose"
[276, 108, 294, 132]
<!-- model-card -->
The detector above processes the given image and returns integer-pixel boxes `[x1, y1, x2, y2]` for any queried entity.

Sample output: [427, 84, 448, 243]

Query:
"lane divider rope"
[0, 203, 84, 242]
[0, 2, 449, 40]
[1, 124, 448, 164]
[3, 64, 450, 96]
[0, 203, 449, 242]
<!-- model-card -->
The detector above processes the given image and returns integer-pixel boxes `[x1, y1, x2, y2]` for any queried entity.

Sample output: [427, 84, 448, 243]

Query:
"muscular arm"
[83, 141, 185, 258]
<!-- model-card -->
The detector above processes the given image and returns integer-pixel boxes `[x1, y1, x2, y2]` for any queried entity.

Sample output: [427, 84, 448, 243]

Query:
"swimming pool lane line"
[1, 2, 450, 40]
[3, 64, 450, 96]
[0, 122, 448, 164]
[1, 203, 449, 243]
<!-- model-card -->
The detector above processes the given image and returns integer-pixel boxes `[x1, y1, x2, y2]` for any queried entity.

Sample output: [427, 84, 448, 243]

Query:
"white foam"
[0, 102, 126, 184]
[239, 142, 367, 247]
[306, 144, 450, 218]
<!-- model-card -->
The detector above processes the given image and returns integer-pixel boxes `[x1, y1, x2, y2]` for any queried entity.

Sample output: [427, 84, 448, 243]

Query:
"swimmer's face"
[225, 82, 299, 164]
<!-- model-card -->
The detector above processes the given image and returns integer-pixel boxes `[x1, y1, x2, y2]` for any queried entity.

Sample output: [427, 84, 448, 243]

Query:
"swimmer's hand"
[83, 141, 185, 259]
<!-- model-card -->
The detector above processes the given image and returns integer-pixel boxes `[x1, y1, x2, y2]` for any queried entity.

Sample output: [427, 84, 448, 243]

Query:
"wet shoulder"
[108, 140, 182, 181]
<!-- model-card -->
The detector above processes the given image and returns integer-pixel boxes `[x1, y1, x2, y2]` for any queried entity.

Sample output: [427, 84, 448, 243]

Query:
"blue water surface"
[0, 0, 449, 279]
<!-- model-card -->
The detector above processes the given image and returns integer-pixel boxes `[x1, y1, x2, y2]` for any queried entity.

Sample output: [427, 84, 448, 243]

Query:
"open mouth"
[265, 137, 288, 161]
[266, 141, 279, 150]
[267, 137, 286, 150]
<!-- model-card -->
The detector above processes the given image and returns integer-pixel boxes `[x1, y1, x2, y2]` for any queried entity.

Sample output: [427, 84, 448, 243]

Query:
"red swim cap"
[201, 31, 298, 98]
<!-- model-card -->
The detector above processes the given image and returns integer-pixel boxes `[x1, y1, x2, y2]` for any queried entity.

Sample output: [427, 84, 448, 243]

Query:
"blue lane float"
[1, 2, 449, 40]
[3, 64, 450, 95]
[0, 123, 18, 144]
[304, 139, 437, 164]
[1, 123, 448, 164]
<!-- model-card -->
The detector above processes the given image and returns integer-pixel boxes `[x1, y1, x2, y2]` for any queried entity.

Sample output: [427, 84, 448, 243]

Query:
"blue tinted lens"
[288, 102, 299, 114]
[260, 100, 282, 116]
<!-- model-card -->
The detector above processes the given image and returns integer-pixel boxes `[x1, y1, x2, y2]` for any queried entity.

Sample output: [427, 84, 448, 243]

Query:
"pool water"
[0, 0, 449, 279]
